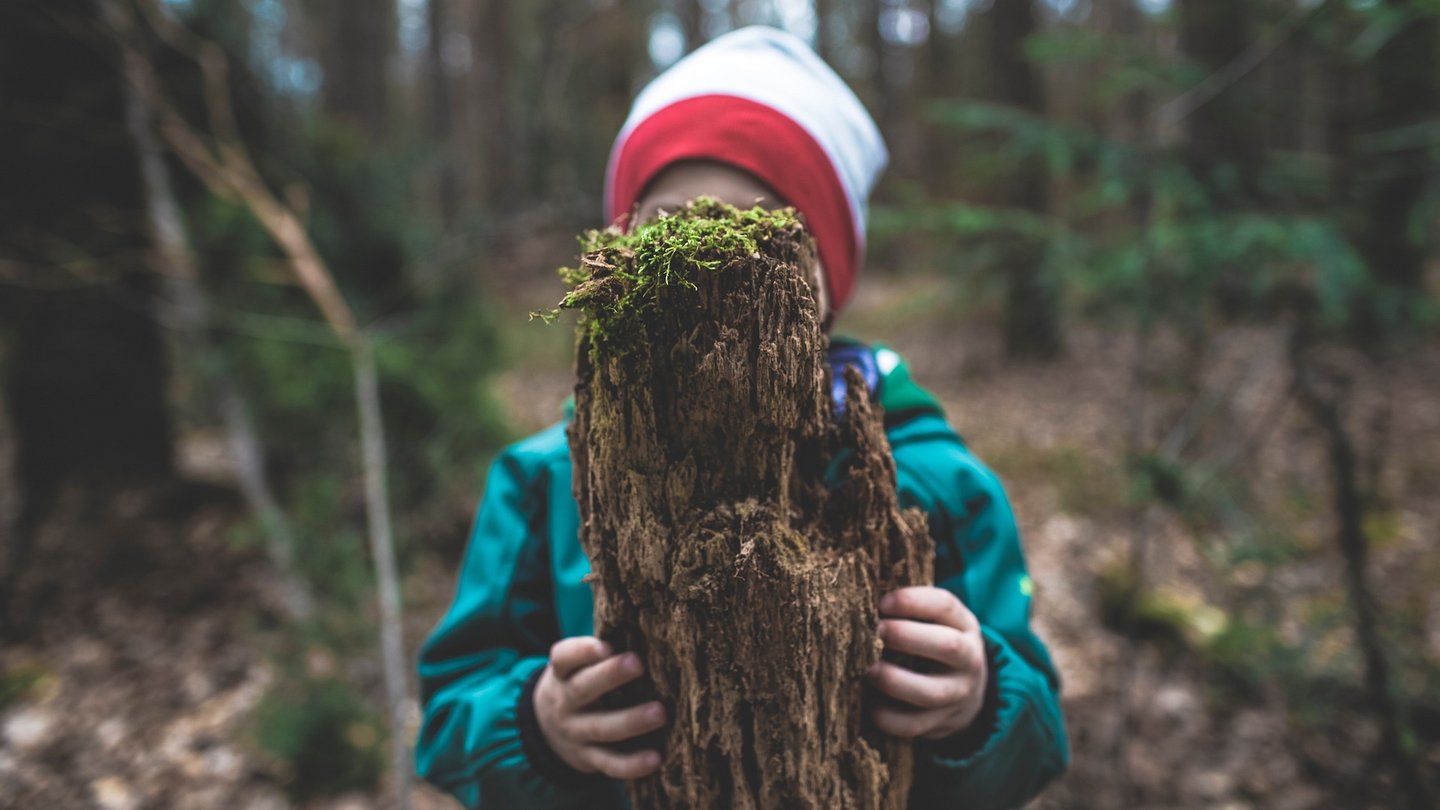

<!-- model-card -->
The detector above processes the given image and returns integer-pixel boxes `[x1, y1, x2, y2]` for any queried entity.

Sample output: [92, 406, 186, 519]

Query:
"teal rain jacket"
[416, 343, 1070, 809]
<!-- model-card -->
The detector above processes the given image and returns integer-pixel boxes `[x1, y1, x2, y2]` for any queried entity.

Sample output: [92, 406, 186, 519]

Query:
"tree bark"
[567, 203, 933, 809]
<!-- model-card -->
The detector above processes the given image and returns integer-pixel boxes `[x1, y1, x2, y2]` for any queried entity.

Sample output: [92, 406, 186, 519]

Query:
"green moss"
[553, 198, 804, 350]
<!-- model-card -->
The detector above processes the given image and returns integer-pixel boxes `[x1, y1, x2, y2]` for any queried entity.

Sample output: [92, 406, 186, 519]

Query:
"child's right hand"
[534, 636, 667, 779]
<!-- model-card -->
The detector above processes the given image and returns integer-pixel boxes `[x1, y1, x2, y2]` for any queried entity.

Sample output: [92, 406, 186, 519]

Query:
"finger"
[582, 746, 662, 781]
[549, 637, 612, 680]
[879, 587, 977, 632]
[872, 704, 939, 738]
[568, 701, 666, 744]
[568, 652, 645, 707]
[878, 619, 982, 672]
[868, 660, 964, 710]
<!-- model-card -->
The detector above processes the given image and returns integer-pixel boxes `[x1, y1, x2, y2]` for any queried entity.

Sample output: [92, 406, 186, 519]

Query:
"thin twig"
[355, 342, 410, 808]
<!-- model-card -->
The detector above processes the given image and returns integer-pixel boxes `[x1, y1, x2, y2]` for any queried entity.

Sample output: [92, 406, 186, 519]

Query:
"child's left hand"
[868, 586, 989, 740]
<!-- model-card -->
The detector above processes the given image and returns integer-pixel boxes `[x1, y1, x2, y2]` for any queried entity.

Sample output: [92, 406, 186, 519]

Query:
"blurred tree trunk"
[993, 0, 1060, 360]
[1354, 0, 1436, 294]
[1098, 0, 1149, 142]
[320, 0, 393, 141]
[1290, 332, 1433, 810]
[1299, 47, 1327, 156]
[919, 0, 953, 188]
[861, 0, 892, 129]
[814, 0, 833, 62]
[427, 0, 461, 226]
[471, 0, 514, 206]
[677, 0, 705, 53]
[0, 0, 174, 610]
[1177, 0, 1258, 196]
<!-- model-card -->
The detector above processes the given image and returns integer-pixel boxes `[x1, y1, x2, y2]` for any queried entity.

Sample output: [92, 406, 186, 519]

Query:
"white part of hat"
[606, 26, 889, 249]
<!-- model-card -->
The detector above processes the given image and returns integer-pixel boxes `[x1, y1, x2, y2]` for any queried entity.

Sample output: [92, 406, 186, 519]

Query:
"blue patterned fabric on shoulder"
[826, 341, 880, 415]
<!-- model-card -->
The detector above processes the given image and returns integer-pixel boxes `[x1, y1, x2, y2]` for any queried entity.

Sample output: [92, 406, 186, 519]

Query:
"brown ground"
[2, 247, 1437, 808]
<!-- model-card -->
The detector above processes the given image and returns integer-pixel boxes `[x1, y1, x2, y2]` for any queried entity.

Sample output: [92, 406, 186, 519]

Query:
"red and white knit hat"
[604, 26, 889, 314]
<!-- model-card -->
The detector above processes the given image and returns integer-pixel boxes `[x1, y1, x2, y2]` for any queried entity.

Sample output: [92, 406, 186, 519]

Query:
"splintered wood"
[566, 200, 933, 809]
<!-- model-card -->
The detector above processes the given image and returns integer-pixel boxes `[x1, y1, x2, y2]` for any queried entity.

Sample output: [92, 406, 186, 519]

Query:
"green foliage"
[1024, 28, 1189, 102]
[883, 0, 1440, 347]
[372, 293, 513, 509]
[291, 119, 432, 322]
[0, 664, 49, 712]
[1202, 616, 1313, 702]
[892, 95, 1382, 335]
[251, 673, 385, 802]
[985, 443, 1132, 519]
[1048, 446, 1131, 517]
[1096, 561, 1227, 654]
[211, 287, 510, 616]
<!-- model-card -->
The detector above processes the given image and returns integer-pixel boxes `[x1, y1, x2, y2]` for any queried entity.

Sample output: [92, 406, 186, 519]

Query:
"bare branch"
[134, 0, 245, 152]
[113, 0, 358, 342]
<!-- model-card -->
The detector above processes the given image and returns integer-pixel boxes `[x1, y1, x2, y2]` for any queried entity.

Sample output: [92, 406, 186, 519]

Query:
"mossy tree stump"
[563, 200, 933, 810]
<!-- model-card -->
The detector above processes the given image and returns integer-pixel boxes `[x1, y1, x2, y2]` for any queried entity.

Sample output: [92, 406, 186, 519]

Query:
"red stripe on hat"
[608, 94, 859, 312]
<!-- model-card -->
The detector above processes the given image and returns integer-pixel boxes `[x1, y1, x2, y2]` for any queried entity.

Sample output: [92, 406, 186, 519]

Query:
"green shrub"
[252, 674, 385, 802]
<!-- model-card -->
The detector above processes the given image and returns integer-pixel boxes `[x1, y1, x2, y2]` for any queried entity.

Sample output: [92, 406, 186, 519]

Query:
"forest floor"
[2, 247, 1438, 808]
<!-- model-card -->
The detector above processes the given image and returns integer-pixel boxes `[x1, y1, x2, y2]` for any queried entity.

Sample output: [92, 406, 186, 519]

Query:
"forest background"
[1, 0, 1438, 808]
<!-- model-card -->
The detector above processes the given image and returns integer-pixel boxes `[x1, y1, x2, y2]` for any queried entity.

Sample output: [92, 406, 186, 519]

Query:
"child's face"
[634, 160, 831, 326]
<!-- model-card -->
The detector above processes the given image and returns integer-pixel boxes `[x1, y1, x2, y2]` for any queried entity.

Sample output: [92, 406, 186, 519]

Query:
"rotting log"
[564, 199, 934, 810]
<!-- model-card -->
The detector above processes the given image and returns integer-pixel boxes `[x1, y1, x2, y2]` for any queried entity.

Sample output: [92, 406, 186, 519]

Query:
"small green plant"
[251, 673, 385, 803]
[982, 443, 1131, 519]
[1096, 561, 1227, 655]
[0, 664, 49, 712]
[555, 198, 805, 350]
[1050, 445, 1130, 518]
[1202, 616, 1308, 701]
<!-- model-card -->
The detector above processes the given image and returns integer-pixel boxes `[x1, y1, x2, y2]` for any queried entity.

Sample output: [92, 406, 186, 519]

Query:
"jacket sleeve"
[896, 436, 1071, 809]
[415, 445, 604, 809]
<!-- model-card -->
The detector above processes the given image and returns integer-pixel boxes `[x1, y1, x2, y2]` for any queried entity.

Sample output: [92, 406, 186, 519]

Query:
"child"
[416, 26, 1069, 809]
